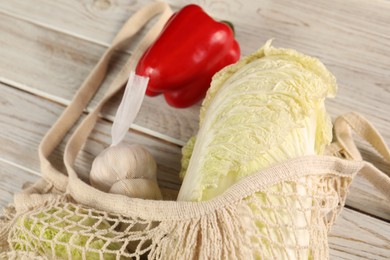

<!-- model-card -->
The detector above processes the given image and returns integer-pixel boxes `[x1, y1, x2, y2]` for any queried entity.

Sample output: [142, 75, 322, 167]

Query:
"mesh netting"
[4, 173, 352, 260]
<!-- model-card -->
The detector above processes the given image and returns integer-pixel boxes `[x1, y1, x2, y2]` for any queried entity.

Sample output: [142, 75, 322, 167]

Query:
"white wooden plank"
[0, 0, 151, 46]
[347, 143, 390, 221]
[1, 0, 389, 145]
[0, 160, 40, 209]
[0, 84, 183, 193]
[4, 0, 387, 58]
[2, 0, 389, 79]
[0, 12, 199, 145]
[329, 208, 390, 259]
[167, 0, 390, 142]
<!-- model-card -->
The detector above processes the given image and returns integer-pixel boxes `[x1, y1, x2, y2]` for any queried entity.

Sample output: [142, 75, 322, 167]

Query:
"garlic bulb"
[89, 73, 162, 200]
[90, 142, 160, 198]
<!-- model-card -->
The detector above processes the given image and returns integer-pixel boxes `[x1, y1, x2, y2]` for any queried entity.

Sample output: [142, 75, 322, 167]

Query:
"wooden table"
[1, 0, 389, 258]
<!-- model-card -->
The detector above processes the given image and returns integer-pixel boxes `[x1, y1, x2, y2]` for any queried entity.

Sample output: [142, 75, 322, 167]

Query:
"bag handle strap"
[333, 112, 390, 201]
[63, 3, 173, 183]
[37, 1, 173, 192]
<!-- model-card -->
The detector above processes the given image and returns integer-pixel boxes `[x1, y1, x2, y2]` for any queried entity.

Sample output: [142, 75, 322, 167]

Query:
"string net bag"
[2, 98, 390, 259]
[2, 124, 390, 260]
[2, 157, 368, 260]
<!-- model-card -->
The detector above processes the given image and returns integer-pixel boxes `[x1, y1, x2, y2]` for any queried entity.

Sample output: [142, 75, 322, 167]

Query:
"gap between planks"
[0, 2, 236, 59]
[0, 8, 115, 49]
[0, 3, 181, 54]
[0, 157, 41, 177]
[345, 205, 390, 224]
[0, 78, 186, 147]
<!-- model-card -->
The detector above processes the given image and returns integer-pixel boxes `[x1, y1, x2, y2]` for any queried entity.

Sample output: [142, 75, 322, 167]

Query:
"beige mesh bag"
[1, 2, 390, 259]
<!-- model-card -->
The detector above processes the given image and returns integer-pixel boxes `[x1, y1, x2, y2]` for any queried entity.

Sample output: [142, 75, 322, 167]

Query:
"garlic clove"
[109, 179, 162, 200]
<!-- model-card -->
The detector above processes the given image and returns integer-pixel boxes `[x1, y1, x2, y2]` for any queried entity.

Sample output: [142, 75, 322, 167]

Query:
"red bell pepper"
[135, 4, 240, 108]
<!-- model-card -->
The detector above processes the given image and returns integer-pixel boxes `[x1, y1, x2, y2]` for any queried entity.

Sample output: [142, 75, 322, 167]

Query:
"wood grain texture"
[0, 161, 40, 208]
[0, 11, 199, 145]
[0, 0, 151, 46]
[329, 208, 390, 259]
[0, 0, 390, 257]
[347, 143, 390, 220]
[1, 0, 389, 143]
[166, 0, 390, 140]
[0, 84, 183, 192]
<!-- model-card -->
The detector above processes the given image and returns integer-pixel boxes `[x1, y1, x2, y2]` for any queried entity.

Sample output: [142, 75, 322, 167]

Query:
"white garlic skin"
[90, 143, 157, 192]
[109, 179, 162, 200]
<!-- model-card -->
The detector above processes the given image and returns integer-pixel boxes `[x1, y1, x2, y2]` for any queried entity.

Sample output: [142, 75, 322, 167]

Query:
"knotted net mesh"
[3, 173, 352, 260]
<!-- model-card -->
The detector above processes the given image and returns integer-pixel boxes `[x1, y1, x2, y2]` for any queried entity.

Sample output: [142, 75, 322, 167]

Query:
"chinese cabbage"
[177, 40, 337, 258]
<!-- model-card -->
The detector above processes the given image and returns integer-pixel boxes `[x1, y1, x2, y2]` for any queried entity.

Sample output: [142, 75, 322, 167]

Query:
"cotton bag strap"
[333, 112, 390, 201]
[62, 108, 390, 216]
[36, 1, 173, 193]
